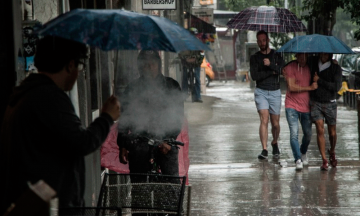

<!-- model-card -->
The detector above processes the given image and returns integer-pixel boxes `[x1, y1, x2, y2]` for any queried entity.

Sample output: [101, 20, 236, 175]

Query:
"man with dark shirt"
[250, 30, 285, 160]
[308, 53, 342, 171]
[0, 36, 121, 213]
[118, 50, 184, 176]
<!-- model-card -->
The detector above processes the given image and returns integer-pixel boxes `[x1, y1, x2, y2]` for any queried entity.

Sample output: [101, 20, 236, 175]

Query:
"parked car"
[201, 57, 215, 87]
[347, 56, 360, 89]
[335, 47, 360, 83]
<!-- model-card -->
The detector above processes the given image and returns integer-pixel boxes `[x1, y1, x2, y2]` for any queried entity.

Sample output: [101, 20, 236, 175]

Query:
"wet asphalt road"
[184, 80, 360, 216]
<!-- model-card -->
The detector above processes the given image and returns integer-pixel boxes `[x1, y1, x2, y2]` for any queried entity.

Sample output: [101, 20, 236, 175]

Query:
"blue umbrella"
[276, 34, 354, 54]
[34, 9, 210, 52]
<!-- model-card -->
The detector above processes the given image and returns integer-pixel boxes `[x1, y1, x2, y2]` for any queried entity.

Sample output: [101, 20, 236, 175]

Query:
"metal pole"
[113, 50, 118, 95]
[187, 185, 192, 216]
[358, 96, 360, 157]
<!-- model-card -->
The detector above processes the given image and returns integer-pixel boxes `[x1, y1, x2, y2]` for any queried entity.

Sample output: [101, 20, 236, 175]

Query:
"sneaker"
[295, 159, 303, 170]
[328, 149, 338, 168]
[272, 143, 280, 156]
[301, 154, 309, 166]
[320, 159, 329, 171]
[258, 149, 268, 160]
[193, 99, 203, 103]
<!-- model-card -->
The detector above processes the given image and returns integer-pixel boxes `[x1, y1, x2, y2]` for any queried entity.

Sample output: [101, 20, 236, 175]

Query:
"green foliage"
[302, 0, 360, 40]
[333, 8, 360, 46]
[269, 33, 293, 62]
[221, 0, 294, 11]
[269, 33, 291, 50]
[302, 0, 343, 21]
[341, 0, 360, 40]
[221, 0, 266, 11]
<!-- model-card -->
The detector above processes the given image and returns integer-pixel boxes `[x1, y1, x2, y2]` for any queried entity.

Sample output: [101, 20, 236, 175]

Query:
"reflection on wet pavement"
[187, 81, 360, 215]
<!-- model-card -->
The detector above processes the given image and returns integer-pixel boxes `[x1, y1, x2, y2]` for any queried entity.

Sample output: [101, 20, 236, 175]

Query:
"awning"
[185, 12, 216, 34]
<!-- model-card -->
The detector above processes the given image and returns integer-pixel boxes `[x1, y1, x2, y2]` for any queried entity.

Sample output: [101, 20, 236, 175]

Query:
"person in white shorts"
[250, 30, 285, 160]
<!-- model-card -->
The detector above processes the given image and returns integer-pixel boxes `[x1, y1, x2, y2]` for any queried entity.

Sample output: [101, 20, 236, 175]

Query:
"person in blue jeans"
[182, 65, 202, 102]
[179, 28, 205, 103]
[283, 53, 318, 170]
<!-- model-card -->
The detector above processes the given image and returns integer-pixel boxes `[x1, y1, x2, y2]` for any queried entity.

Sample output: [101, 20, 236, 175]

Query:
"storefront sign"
[143, 0, 176, 10]
[199, 0, 214, 5]
[192, 8, 214, 24]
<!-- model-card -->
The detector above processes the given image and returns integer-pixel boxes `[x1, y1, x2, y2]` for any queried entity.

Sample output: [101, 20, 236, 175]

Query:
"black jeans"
[128, 141, 179, 176]
[128, 141, 179, 215]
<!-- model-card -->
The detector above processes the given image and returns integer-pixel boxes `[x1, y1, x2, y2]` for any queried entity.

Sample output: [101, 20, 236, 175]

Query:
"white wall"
[33, 0, 58, 23]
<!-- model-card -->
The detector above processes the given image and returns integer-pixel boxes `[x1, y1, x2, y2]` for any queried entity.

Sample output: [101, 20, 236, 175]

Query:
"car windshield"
[342, 54, 360, 71]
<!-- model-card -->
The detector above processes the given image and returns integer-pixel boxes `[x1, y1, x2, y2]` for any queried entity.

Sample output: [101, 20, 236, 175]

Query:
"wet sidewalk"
[185, 80, 360, 216]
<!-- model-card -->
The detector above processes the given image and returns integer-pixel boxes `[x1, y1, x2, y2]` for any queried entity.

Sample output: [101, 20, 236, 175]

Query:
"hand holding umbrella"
[101, 95, 121, 121]
[263, 58, 270, 66]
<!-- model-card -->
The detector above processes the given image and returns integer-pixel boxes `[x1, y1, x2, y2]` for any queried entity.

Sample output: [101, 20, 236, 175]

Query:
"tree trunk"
[307, 8, 336, 35]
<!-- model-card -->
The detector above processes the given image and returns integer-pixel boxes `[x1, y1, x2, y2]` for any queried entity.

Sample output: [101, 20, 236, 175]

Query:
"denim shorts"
[254, 88, 282, 115]
[310, 100, 337, 125]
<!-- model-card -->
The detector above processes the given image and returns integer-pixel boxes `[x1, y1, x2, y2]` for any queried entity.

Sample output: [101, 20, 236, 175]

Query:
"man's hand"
[101, 95, 121, 121]
[282, 68, 286, 76]
[263, 58, 270, 66]
[313, 72, 319, 82]
[311, 82, 318, 90]
[119, 148, 128, 164]
[158, 142, 171, 155]
[282, 67, 287, 78]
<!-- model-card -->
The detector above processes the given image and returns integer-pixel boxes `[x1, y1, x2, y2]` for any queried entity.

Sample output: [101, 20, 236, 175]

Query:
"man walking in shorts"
[308, 53, 342, 170]
[250, 30, 285, 159]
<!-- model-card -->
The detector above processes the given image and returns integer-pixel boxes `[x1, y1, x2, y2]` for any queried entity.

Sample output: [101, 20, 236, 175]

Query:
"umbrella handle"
[113, 50, 119, 96]
[112, 80, 115, 96]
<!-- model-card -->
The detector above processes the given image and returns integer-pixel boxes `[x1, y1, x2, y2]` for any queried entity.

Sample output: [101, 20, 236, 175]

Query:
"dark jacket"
[308, 56, 342, 102]
[117, 74, 184, 149]
[0, 74, 113, 212]
[250, 49, 285, 90]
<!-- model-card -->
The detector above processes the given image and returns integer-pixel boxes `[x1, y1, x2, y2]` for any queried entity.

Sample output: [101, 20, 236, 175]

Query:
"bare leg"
[258, 109, 269, 150]
[328, 124, 337, 153]
[328, 124, 338, 167]
[314, 120, 326, 161]
[270, 114, 280, 145]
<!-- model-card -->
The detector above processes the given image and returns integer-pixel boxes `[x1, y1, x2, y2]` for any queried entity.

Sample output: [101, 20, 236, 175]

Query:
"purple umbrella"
[227, 6, 307, 33]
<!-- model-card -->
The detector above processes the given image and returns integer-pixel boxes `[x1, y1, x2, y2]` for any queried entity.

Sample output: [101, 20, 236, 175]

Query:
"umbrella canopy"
[276, 34, 355, 54]
[34, 9, 210, 52]
[227, 6, 306, 33]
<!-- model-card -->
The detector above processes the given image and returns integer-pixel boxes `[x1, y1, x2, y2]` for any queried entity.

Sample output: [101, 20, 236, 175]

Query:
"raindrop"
[300, 186, 305, 192]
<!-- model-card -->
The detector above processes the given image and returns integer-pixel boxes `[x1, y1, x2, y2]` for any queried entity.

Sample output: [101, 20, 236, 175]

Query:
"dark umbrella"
[227, 6, 306, 33]
[34, 9, 210, 52]
[276, 34, 355, 54]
